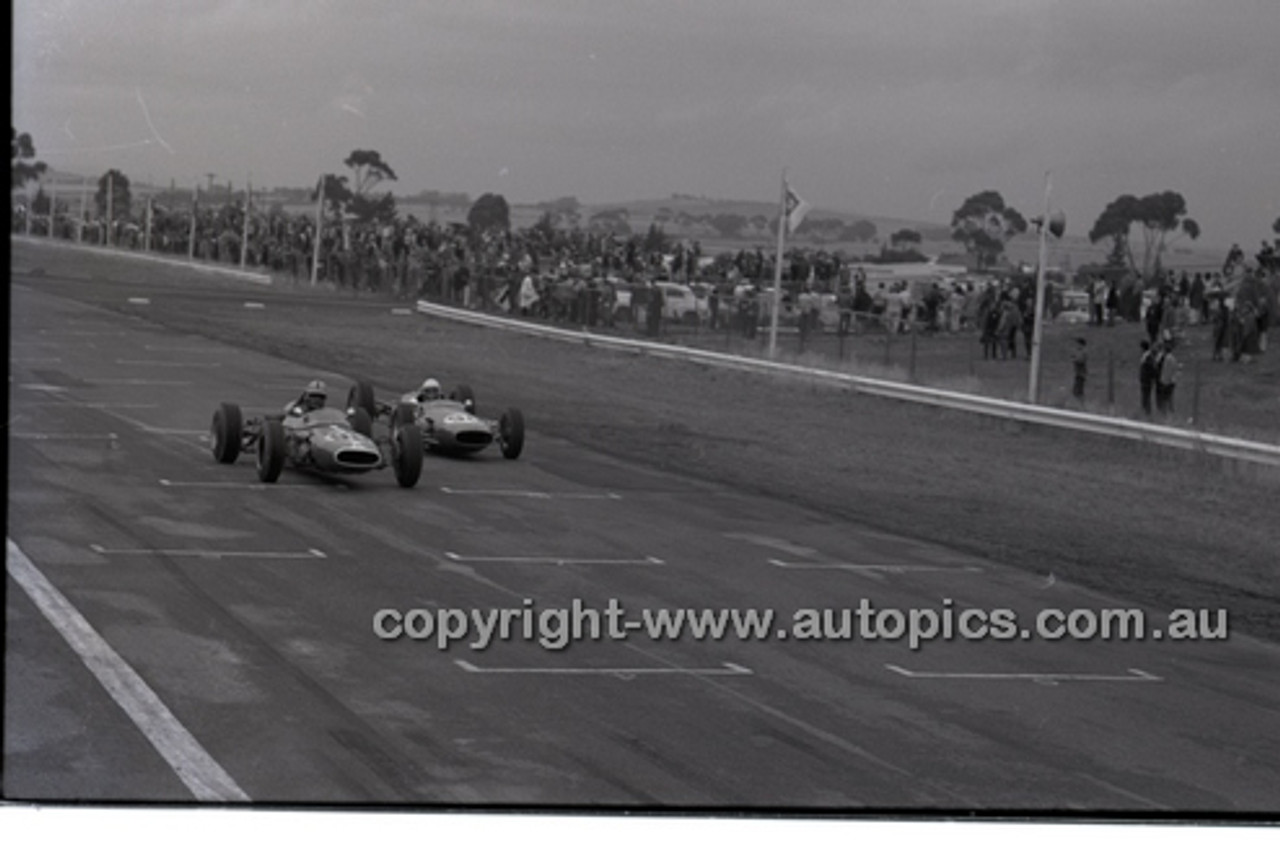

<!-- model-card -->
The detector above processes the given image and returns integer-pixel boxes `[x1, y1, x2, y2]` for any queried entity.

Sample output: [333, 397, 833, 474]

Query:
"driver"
[286, 379, 328, 416]
[416, 377, 442, 403]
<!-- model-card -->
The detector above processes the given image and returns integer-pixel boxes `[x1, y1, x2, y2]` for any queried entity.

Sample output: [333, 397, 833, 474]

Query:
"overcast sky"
[12, 0, 1280, 246]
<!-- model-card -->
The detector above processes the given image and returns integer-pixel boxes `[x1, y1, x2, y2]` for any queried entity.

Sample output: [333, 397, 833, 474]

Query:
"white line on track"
[116, 359, 222, 368]
[83, 379, 193, 386]
[143, 345, 229, 354]
[769, 559, 983, 576]
[158, 479, 310, 489]
[12, 356, 63, 363]
[11, 432, 119, 441]
[440, 487, 622, 500]
[6, 538, 250, 802]
[159, 479, 267, 489]
[26, 402, 160, 409]
[89, 544, 328, 560]
[885, 664, 1163, 684]
[127, 297, 151, 305]
[138, 426, 210, 436]
[455, 660, 752, 676]
[444, 552, 664, 566]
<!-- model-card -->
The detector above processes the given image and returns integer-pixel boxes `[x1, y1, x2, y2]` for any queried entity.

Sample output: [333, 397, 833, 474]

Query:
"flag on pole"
[784, 181, 811, 234]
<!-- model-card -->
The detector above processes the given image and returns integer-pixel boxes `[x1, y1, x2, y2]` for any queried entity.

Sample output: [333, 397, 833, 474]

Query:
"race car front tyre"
[499, 408, 525, 460]
[257, 418, 286, 483]
[211, 402, 242, 464]
[348, 379, 377, 419]
[392, 422, 424, 488]
[451, 384, 476, 415]
[391, 402, 416, 432]
[349, 406, 374, 438]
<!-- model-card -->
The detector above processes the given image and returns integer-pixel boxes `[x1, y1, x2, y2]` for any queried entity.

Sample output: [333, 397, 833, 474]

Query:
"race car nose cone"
[334, 448, 381, 467]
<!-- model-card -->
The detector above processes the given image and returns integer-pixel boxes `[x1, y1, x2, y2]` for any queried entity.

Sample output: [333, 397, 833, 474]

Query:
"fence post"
[1107, 349, 1115, 408]
[908, 327, 918, 383]
[1191, 358, 1201, 426]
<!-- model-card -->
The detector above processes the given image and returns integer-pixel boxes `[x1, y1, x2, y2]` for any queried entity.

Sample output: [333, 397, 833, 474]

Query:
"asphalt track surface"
[7, 269, 1280, 813]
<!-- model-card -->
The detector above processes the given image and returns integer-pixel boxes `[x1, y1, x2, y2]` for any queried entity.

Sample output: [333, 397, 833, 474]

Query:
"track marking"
[18, 383, 69, 392]
[116, 359, 222, 368]
[885, 664, 1163, 684]
[12, 356, 63, 363]
[89, 544, 327, 560]
[11, 432, 119, 441]
[127, 297, 151, 305]
[444, 552, 663, 566]
[243, 302, 265, 309]
[160, 473, 272, 486]
[723, 532, 821, 558]
[32, 402, 159, 409]
[770, 559, 983, 575]
[440, 487, 622, 500]
[6, 538, 250, 802]
[83, 379, 193, 386]
[138, 426, 210, 436]
[143, 345, 228, 353]
[456, 660, 751, 677]
[157, 478, 320, 490]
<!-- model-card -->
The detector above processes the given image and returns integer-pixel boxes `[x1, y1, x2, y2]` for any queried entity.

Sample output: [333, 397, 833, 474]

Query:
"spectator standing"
[1210, 296, 1229, 361]
[1071, 337, 1088, 405]
[1138, 339, 1157, 416]
[1155, 333, 1180, 417]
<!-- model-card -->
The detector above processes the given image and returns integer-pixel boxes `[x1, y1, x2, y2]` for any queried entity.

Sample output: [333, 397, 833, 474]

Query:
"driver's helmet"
[418, 377, 441, 402]
[302, 379, 327, 411]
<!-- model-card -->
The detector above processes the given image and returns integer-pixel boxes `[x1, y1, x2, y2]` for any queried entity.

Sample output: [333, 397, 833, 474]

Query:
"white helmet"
[418, 378, 441, 401]
[302, 379, 327, 408]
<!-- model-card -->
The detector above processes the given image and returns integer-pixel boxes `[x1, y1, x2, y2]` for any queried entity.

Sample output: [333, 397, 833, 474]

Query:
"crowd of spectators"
[14, 194, 1278, 365]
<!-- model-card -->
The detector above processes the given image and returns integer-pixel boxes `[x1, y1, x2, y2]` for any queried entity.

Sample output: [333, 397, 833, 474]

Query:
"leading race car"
[209, 387, 424, 487]
[347, 377, 525, 460]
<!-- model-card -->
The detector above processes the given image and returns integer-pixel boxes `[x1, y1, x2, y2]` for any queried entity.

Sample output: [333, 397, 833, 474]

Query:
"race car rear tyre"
[391, 402, 416, 432]
[211, 402, 242, 464]
[348, 379, 377, 418]
[392, 423, 424, 488]
[451, 384, 476, 415]
[349, 406, 373, 438]
[499, 408, 525, 460]
[256, 418, 285, 483]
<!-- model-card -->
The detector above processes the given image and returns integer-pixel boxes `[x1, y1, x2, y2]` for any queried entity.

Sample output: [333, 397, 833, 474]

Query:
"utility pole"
[1028, 172, 1065, 404]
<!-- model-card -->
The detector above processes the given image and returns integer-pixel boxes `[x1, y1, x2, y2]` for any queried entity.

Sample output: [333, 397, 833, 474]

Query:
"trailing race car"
[347, 377, 525, 460]
[209, 392, 424, 488]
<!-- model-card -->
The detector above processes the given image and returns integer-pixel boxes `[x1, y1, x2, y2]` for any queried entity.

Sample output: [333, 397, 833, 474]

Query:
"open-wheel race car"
[209, 396, 425, 488]
[346, 378, 525, 460]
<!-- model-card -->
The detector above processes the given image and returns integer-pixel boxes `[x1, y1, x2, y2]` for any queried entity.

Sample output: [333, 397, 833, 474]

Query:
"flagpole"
[78, 175, 88, 244]
[768, 169, 788, 359]
[1028, 171, 1052, 404]
[105, 172, 114, 247]
[240, 175, 251, 269]
[310, 174, 325, 287]
[189, 185, 198, 259]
